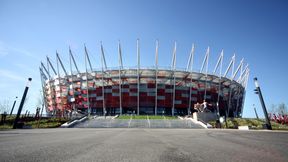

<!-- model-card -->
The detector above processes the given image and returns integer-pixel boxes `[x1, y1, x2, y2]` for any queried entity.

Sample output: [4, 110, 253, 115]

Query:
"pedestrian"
[194, 102, 201, 112]
[202, 100, 212, 112]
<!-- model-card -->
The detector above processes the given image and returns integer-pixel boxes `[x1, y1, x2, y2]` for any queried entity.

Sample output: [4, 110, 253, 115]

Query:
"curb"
[61, 116, 88, 128]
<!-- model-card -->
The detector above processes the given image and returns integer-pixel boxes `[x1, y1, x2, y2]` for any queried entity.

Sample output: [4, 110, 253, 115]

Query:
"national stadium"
[39, 41, 249, 118]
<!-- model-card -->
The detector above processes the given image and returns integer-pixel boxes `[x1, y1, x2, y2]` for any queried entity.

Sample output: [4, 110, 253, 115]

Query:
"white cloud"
[0, 42, 9, 57]
[14, 63, 35, 73]
[0, 41, 40, 60]
[0, 69, 25, 81]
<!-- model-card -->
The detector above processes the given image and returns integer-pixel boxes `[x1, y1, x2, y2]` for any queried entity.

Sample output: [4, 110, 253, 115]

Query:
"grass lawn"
[0, 116, 68, 129]
[25, 118, 68, 128]
[117, 115, 178, 120]
[208, 118, 288, 130]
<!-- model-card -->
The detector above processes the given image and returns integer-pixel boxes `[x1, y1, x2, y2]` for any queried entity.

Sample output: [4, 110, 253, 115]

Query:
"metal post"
[9, 97, 18, 116]
[13, 78, 32, 129]
[253, 104, 259, 119]
[254, 77, 272, 130]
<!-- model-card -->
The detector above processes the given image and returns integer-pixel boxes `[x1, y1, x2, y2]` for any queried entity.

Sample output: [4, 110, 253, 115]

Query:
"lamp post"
[253, 104, 259, 119]
[253, 77, 272, 130]
[9, 96, 18, 116]
[13, 78, 32, 129]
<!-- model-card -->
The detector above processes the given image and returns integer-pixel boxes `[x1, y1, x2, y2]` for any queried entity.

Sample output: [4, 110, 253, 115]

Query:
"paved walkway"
[1, 129, 287, 162]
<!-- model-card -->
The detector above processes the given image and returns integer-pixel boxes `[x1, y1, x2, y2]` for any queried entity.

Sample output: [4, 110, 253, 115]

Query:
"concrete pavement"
[0, 128, 287, 162]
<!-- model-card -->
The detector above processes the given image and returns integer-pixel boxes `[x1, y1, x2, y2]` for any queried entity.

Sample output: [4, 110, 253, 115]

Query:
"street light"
[13, 78, 32, 129]
[253, 104, 259, 119]
[9, 96, 18, 116]
[253, 77, 272, 130]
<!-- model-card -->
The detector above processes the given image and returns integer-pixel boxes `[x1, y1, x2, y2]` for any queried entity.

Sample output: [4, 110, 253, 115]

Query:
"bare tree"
[0, 99, 10, 114]
[278, 103, 287, 115]
[269, 104, 277, 114]
[23, 96, 29, 111]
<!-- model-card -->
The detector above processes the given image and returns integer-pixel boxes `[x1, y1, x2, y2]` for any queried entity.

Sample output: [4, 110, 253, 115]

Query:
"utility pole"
[253, 104, 259, 119]
[9, 96, 18, 116]
[13, 78, 32, 129]
[254, 77, 272, 130]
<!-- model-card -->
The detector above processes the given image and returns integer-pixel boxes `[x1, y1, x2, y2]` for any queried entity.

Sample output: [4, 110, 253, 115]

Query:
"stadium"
[39, 41, 249, 118]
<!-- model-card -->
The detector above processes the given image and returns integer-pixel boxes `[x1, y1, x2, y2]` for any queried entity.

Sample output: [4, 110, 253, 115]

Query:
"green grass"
[0, 117, 68, 129]
[25, 118, 68, 128]
[208, 118, 288, 130]
[117, 115, 178, 120]
[0, 124, 13, 129]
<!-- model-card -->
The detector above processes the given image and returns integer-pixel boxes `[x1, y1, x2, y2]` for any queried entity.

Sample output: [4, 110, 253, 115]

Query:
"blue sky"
[0, 0, 287, 117]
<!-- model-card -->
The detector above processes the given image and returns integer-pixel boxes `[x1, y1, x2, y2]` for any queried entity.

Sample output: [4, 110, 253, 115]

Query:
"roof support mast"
[231, 58, 244, 80]
[187, 44, 195, 115]
[39, 67, 48, 113]
[101, 43, 108, 70]
[240, 69, 250, 117]
[118, 41, 123, 115]
[186, 44, 195, 71]
[237, 64, 249, 83]
[39, 67, 48, 81]
[44, 60, 53, 115]
[200, 47, 210, 101]
[41, 62, 51, 79]
[68, 47, 76, 113]
[47, 56, 57, 76]
[56, 51, 70, 116]
[227, 54, 236, 117]
[56, 51, 64, 117]
[155, 40, 159, 115]
[213, 50, 224, 117]
[56, 52, 68, 76]
[233, 58, 244, 117]
[84, 45, 93, 72]
[46, 56, 57, 116]
[69, 48, 80, 74]
[223, 55, 235, 78]
[100, 42, 107, 116]
[137, 39, 140, 115]
[84, 45, 91, 117]
[171, 42, 177, 116]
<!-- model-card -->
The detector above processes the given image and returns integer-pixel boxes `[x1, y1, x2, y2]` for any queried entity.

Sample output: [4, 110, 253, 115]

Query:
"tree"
[278, 103, 287, 115]
[0, 99, 10, 114]
[36, 90, 44, 109]
[269, 104, 277, 114]
[23, 96, 29, 111]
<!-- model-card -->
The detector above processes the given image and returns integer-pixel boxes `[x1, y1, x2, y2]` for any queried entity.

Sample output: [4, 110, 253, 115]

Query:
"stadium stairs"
[69, 115, 205, 128]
